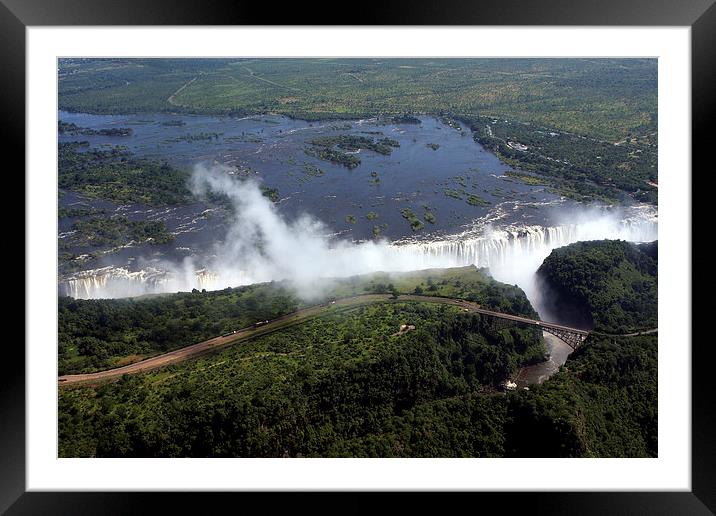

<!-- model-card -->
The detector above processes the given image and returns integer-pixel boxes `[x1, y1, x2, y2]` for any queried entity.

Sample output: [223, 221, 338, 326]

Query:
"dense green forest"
[58, 266, 535, 375]
[505, 332, 657, 457]
[506, 239, 659, 457]
[537, 240, 658, 333]
[58, 246, 658, 458]
[59, 301, 545, 457]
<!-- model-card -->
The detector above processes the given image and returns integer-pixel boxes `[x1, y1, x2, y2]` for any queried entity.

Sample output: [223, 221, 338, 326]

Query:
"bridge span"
[58, 293, 590, 386]
[396, 295, 591, 349]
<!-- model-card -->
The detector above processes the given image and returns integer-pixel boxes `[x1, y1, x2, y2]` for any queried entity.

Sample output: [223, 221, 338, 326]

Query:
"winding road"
[58, 294, 647, 387]
[167, 74, 200, 107]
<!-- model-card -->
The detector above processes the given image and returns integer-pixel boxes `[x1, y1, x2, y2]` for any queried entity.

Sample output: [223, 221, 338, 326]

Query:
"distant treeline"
[58, 58, 657, 143]
[59, 120, 133, 137]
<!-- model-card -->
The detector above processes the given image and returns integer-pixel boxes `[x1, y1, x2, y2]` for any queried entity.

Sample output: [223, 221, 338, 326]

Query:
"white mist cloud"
[187, 163, 455, 298]
[63, 163, 658, 307]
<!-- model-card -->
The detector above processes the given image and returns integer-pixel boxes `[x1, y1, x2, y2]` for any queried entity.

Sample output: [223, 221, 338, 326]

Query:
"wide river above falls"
[59, 111, 576, 242]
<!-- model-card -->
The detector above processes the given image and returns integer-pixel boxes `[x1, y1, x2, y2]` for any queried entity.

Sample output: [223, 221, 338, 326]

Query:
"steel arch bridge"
[461, 303, 591, 349]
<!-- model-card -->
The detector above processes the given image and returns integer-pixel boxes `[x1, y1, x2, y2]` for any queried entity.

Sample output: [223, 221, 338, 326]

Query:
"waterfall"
[59, 214, 657, 300]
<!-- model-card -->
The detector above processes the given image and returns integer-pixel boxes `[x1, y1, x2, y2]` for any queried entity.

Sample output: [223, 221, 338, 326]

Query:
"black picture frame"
[4, 0, 712, 513]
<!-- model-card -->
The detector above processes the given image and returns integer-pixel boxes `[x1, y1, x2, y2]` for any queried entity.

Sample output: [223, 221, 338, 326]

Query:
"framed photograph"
[6, 0, 713, 512]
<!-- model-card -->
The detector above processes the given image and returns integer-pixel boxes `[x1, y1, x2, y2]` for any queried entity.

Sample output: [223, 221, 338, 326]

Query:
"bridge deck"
[59, 293, 591, 386]
[469, 307, 590, 335]
[396, 295, 589, 335]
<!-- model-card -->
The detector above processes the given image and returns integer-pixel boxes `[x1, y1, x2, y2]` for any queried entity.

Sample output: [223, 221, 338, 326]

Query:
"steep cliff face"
[536, 240, 658, 333]
[502, 240, 659, 458]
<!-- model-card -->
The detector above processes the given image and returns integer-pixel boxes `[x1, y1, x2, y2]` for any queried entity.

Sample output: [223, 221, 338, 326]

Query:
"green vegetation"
[309, 135, 400, 156]
[537, 240, 657, 333]
[466, 116, 657, 203]
[58, 251, 101, 275]
[304, 146, 360, 169]
[345, 215, 357, 224]
[366, 211, 379, 221]
[440, 116, 466, 133]
[57, 266, 535, 375]
[400, 208, 424, 232]
[466, 194, 490, 207]
[224, 133, 263, 143]
[444, 188, 463, 200]
[505, 171, 548, 185]
[165, 132, 222, 143]
[301, 164, 324, 180]
[57, 244, 658, 458]
[59, 121, 133, 137]
[59, 142, 191, 205]
[384, 114, 421, 125]
[160, 120, 186, 127]
[58, 216, 173, 275]
[58, 266, 548, 457]
[58, 282, 301, 375]
[58, 206, 106, 218]
[58, 58, 657, 204]
[444, 187, 491, 207]
[260, 186, 280, 203]
[426, 143, 440, 151]
[506, 239, 659, 457]
[505, 332, 656, 457]
[372, 224, 388, 237]
[304, 135, 400, 169]
[59, 58, 656, 143]
[60, 217, 174, 250]
[59, 300, 543, 457]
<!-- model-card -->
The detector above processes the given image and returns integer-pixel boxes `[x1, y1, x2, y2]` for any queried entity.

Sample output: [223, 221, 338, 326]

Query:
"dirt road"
[57, 294, 594, 387]
[59, 294, 390, 386]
